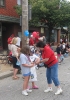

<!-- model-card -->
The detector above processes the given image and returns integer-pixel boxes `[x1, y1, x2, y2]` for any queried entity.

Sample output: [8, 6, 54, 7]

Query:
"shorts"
[12, 56, 20, 69]
[23, 72, 31, 77]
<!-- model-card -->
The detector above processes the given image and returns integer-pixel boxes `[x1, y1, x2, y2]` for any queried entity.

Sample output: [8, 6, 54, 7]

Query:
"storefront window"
[17, 0, 21, 5]
[0, 0, 5, 7]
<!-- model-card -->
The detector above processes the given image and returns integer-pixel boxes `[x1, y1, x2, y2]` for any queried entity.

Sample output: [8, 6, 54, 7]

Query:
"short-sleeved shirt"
[16, 37, 21, 46]
[42, 45, 58, 67]
[20, 53, 31, 75]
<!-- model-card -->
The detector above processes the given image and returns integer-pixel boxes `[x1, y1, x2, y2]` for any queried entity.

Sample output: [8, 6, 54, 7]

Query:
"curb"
[0, 71, 13, 80]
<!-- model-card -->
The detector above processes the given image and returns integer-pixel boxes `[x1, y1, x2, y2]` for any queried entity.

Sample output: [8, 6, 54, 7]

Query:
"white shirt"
[16, 37, 21, 46]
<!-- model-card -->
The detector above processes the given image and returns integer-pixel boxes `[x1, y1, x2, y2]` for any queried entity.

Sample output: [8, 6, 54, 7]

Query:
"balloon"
[24, 30, 29, 37]
[32, 31, 37, 38]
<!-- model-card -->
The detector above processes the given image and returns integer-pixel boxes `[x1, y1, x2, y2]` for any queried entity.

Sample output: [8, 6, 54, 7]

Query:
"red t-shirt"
[7, 37, 12, 44]
[29, 38, 34, 46]
[42, 45, 58, 67]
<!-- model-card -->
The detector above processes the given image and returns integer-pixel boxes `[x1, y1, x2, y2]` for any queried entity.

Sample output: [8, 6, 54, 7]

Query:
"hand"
[30, 63, 35, 67]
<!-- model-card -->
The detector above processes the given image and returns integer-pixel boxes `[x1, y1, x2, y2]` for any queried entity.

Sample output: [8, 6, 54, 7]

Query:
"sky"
[66, 0, 70, 1]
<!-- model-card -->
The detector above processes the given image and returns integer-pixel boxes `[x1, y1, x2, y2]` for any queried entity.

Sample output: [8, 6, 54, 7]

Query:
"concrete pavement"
[0, 56, 70, 100]
[0, 63, 13, 79]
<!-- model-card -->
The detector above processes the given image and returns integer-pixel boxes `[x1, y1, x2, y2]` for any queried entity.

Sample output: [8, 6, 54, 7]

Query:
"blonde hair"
[11, 37, 18, 45]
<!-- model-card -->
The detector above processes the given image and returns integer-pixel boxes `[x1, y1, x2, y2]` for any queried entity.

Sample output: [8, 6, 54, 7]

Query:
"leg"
[44, 68, 52, 92]
[32, 82, 38, 89]
[12, 68, 19, 79]
[23, 76, 30, 90]
[22, 76, 30, 96]
[46, 68, 52, 87]
[51, 63, 62, 95]
[51, 63, 60, 86]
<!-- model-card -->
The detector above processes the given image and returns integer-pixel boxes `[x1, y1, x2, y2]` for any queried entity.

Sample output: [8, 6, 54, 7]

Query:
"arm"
[35, 57, 49, 64]
[34, 58, 40, 64]
[22, 63, 34, 68]
[40, 58, 49, 63]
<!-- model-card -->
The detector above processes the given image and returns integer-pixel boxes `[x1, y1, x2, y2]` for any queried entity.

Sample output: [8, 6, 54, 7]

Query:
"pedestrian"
[56, 43, 62, 64]
[7, 34, 14, 51]
[36, 41, 63, 95]
[19, 45, 34, 96]
[11, 37, 20, 80]
[35, 49, 44, 68]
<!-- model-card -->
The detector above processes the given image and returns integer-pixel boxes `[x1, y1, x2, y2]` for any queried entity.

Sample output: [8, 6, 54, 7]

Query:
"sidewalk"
[0, 64, 13, 79]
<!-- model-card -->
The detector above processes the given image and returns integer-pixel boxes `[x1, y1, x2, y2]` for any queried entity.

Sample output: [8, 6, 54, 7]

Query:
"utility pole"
[22, 0, 28, 48]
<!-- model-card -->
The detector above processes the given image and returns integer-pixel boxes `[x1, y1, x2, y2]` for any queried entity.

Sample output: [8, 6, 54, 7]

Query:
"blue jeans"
[46, 63, 60, 86]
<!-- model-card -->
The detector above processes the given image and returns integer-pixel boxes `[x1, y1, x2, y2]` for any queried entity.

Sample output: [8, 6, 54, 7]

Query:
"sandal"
[12, 77, 19, 80]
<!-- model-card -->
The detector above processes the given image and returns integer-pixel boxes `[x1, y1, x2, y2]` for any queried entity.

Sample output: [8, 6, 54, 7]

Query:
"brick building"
[0, 0, 21, 50]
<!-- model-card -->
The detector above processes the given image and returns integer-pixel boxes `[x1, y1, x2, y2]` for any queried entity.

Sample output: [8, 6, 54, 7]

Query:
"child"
[29, 50, 40, 89]
[20, 45, 34, 96]
[35, 49, 44, 68]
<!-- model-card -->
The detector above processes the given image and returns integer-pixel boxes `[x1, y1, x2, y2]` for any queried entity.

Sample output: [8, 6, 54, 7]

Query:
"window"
[17, 0, 21, 5]
[0, 0, 5, 7]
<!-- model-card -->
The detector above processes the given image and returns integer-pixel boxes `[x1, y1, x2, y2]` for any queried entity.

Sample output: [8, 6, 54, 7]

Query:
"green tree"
[14, 0, 70, 28]
[14, 5, 22, 16]
[14, 0, 70, 41]
[29, 0, 70, 41]
[29, 0, 70, 27]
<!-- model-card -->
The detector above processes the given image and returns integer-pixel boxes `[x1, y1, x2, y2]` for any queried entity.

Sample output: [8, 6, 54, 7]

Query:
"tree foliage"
[29, 0, 70, 28]
[14, 5, 22, 16]
[14, 0, 70, 29]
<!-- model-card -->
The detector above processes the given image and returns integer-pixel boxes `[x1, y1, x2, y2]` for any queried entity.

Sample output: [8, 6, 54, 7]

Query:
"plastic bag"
[29, 66, 37, 82]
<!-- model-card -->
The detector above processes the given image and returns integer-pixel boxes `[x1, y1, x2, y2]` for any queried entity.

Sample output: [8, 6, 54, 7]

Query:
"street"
[0, 57, 70, 100]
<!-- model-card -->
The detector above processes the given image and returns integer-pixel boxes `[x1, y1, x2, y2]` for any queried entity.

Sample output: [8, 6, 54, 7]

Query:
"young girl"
[29, 50, 40, 89]
[20, 45, 34, 96]
[35, 49, 44, 68]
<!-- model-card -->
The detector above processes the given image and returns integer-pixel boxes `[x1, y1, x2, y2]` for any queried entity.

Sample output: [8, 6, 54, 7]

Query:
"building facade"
[0, 0, 21, 50]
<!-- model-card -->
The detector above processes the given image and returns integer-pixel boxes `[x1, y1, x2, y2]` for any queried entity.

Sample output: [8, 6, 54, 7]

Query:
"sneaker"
[44, 87, 53, 93]
[26, 89, 32, 92]
[22, 90, 28, 96]
[32, 85, 39, 89]
[55, 88, 63, 95]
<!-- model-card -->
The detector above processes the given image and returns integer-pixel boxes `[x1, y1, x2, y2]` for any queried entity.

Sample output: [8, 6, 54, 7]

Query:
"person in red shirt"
[35, 32, 40, 44]
[7, 34, 14, 51]
[36, 41, 62, 95]
[29, 35, 35, 46]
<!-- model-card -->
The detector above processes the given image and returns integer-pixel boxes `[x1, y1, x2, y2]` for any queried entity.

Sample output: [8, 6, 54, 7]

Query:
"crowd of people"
[7, 32, 70, 96]
[56, 37, 70, 65]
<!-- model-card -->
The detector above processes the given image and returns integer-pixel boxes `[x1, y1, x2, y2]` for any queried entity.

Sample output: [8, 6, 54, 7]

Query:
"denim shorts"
[23, 72, 31, 77]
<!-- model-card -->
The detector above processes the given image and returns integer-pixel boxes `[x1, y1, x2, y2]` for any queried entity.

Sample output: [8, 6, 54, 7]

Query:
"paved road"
[0, 57, 70, 100]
